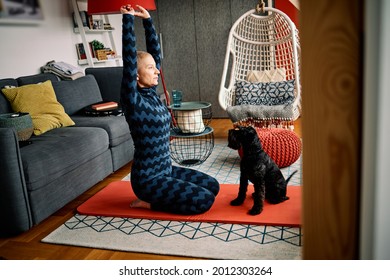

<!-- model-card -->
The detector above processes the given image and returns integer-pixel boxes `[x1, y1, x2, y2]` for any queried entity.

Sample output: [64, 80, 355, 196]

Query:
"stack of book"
[91, 101, 118, 111]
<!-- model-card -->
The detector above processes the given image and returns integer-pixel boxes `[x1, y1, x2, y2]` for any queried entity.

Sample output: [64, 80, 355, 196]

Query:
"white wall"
[360, 0, 390, 260]
[0, 0, 123, 78]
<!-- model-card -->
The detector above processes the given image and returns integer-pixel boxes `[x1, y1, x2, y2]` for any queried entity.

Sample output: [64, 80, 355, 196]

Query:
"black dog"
[228, 126, 297, 215]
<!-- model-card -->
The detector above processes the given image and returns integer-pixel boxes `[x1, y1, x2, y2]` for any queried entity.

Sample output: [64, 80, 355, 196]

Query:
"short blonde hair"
[137, 51, 152, 71]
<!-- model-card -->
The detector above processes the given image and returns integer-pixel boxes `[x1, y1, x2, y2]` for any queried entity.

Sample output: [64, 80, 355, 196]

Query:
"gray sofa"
[0, 67, 134, 237]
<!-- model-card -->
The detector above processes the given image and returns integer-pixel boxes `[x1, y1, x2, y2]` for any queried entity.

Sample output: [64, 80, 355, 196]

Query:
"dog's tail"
[285, 170, 298, 185]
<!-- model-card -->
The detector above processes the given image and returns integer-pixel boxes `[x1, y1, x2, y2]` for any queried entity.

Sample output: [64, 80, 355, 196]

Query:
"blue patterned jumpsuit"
[120, 14, 219, 215]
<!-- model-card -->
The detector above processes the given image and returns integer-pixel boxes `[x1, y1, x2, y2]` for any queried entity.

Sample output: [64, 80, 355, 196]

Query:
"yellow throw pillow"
[2, 80, 75, 135]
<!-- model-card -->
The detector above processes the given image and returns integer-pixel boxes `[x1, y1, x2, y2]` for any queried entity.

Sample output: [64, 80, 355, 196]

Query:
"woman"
[120, 4, 219, 214]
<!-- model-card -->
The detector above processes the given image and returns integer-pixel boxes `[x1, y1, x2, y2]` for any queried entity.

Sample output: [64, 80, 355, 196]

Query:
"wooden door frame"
[300, 0, 363, 259]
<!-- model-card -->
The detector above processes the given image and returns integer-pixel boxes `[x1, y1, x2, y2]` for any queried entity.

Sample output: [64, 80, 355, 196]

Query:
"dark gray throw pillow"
[226, 104, 295, 122]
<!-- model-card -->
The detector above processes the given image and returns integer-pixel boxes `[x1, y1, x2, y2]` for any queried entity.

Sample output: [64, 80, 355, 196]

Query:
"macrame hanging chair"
[219, 3, 301, 129]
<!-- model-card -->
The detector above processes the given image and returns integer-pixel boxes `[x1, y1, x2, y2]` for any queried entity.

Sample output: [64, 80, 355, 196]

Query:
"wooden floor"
[0, 118, 301, 260]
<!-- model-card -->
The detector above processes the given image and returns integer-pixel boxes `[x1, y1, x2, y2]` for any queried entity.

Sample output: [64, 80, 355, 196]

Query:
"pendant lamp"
[88, 0, 156, 15]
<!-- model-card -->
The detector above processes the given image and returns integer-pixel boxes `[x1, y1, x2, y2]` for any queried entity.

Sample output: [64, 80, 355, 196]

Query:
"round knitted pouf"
[238, 128, 302, 168]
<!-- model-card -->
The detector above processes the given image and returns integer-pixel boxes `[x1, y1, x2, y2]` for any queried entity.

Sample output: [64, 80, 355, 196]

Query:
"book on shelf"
[88, 14, 94, 30]
[72, 11, 89, 28]
[75, 43, 86, 60]
[91, 101, 118, 111]
[88, 42, 96, 58]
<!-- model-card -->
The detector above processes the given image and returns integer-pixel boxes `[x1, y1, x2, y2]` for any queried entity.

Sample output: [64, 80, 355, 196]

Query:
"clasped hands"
[120, 4, 150, 19]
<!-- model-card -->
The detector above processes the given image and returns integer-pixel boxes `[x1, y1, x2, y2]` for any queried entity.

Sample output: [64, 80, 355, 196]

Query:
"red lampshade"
[88, 0, 156, 15]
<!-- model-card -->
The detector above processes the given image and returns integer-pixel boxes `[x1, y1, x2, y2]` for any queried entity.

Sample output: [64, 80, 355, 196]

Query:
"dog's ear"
[227, 128, 241, 150]
[249, 127, 262, 148]
[245, 126, 257, 136]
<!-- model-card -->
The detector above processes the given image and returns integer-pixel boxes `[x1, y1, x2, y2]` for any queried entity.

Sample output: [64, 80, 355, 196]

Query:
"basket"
[95, 49, 107, 60]
[170, 127, 214, 166]
[0, 112, 33, 141]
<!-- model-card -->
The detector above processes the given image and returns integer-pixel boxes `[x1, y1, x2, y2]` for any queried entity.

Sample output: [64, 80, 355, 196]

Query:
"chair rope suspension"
[256, 0, 265, 13]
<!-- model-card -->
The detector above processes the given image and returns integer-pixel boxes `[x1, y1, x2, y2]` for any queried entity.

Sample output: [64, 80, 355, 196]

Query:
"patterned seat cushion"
[234, 79, 295, 106]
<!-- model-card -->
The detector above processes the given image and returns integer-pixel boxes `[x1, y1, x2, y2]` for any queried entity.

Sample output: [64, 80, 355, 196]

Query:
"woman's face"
[137, 54, 160, 88]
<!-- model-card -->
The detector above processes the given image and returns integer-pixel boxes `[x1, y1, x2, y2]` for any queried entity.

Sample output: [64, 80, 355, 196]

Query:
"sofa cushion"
[20, 126, 109, 192]
[16, 73, 59, 86]
[52, 75, 103, 115]
[1, 80, 75, 135]
[0, 78, 17, 114]
[71, 115, 131, 147]
[85, 67, 123, 104]
[1, 74, 58, 114]
[0, 78, 18, 89]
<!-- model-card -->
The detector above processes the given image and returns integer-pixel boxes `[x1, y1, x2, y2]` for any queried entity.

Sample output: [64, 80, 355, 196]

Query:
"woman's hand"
[120, 5, 150, 19]
[133, 5, 150, 19]
[120, 4, 134, 15]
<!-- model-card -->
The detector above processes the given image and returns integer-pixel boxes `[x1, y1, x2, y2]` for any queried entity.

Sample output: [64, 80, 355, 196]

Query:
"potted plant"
[90, 40, 106, 60]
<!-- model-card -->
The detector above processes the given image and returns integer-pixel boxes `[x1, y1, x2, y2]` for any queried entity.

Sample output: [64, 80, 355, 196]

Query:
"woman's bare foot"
[130, 198, 151, 209]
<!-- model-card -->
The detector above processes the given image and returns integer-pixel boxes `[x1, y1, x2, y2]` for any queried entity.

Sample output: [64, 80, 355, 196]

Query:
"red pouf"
[238, 128, 302, 168]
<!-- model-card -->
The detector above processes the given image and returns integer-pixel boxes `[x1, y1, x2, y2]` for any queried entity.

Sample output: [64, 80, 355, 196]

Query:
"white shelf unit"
[71, 0, 120, 67]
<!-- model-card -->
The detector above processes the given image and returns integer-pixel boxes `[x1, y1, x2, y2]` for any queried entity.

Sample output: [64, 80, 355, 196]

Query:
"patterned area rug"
[42, 139, 302, 259]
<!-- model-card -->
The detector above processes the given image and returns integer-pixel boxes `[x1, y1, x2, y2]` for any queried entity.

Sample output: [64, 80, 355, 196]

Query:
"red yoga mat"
[77, 181, 301, 227]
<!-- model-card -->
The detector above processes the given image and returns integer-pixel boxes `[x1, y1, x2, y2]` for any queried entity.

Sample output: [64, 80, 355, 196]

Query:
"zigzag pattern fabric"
[120, 14, 219, 214]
